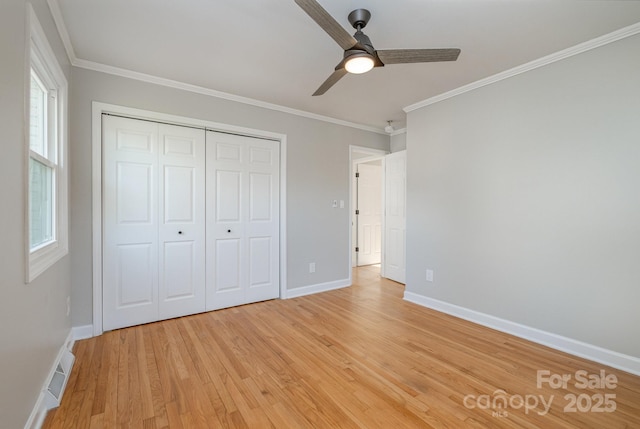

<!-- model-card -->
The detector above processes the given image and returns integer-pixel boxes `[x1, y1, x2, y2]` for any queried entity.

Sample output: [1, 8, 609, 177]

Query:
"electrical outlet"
[426, 269, 434, 282]
[339, 200, 345, 209]
[332, 200, 338, 208]
[309, 262, 316, 273]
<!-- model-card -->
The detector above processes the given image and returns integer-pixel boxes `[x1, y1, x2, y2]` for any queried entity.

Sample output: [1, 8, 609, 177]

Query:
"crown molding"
[73, 58, 386, 134]
[48, 0, 638, 132]
[47, 0, 77, 63]
[46, 0, 385, 135]
[405, 21, 640, 113]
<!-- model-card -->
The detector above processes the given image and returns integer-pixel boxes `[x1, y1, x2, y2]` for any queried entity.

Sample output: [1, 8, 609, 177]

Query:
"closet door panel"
[103, 115, 159, 330]
[158, 124, 206, 319]
[245, 139, 280, 303]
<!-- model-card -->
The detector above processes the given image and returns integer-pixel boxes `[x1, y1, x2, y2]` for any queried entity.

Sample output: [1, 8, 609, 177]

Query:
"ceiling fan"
[294, 0, 461, 96]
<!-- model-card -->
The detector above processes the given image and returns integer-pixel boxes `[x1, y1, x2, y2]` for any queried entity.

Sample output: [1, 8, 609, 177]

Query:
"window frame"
[25, 4, 68, 282]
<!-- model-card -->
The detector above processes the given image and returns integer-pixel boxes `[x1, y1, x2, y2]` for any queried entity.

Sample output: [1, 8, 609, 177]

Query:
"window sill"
[27, 241, 68, 283]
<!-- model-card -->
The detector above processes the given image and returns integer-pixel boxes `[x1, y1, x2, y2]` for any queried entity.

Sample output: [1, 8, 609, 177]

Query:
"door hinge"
[355, 209, 359, 215]
[355, 247, 359, 252]
[355, 172, 360, 178]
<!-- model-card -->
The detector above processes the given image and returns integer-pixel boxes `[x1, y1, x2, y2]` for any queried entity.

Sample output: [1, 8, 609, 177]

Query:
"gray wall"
[405, 34, 640, 357]
[70, 69, 389, 326]
[390, 131, 407, 152]
[0, 1, 73, 427]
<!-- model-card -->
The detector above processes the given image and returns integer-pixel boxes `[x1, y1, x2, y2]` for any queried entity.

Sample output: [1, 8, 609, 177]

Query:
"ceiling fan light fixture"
[344, 53, 374, 74]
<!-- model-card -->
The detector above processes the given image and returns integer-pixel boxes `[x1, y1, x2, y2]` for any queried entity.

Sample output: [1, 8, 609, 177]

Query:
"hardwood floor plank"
[164, 401, 184, 429]
[142, 416, 157, 429]
[102, 331, 121, 428]
[143, 329, 169, 429]
[176, 319, 213, 384]
[135, 325, 155, 421]
[42, 267, 640, 428]
[88, 413, 103, 429]
[74, 371, 98, 429]
[72, 337, 97, 393]
[90, 331, 111, 416]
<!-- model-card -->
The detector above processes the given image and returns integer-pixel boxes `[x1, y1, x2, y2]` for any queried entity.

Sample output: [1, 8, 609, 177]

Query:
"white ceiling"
[53, 0, 640, 131]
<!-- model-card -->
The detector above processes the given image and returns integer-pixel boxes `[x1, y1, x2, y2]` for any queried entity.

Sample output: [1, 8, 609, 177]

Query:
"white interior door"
[383, 151, 406, 284]
[357, 162, 382, 266]
[103, 116, 205, 331]
[206, 131, 280, 310]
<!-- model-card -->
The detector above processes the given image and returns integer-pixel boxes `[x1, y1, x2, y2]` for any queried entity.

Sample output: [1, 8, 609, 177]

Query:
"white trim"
[286, 278, 351, 299]
[404, 22, 640, 112]
[404, 292, 640, 376]
[279, 138, 288, 301]
[24, 330, 74, 429]
[46, 0, 77, 63]
[25, 3, 69, 283]
[72, 325, 93, 341]
[390, 128, 407, 136]
[92, 102, 288, 335]
[90, 104, 102, 336]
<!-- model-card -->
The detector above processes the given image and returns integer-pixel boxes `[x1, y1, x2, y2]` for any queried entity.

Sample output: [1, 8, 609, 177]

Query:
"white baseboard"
[286, 278, 351, 299]
[24, 329, 76, 429]
[72, 325, 94, 341]
[404, 292, 640, 376]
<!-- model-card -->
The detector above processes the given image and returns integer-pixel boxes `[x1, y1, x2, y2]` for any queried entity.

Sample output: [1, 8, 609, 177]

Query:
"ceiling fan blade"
[312, 68, 348, 96]
[377, 48, 461, 64]
[294, 0, 358, 51]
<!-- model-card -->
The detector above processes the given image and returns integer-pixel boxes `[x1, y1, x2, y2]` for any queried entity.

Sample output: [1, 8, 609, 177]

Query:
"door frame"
[92, 102, 287, 336]
[349, 145, 388, 282]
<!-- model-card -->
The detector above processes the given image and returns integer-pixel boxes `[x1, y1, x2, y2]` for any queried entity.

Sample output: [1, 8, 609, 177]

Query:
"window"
[26, 5, 68, 282]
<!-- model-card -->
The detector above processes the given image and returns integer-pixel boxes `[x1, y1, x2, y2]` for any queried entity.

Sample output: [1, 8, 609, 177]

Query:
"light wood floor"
[43, 266, 640, 428]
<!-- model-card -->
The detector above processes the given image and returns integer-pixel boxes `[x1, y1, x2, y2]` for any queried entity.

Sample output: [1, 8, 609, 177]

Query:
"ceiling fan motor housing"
[343, 29, 383, 67]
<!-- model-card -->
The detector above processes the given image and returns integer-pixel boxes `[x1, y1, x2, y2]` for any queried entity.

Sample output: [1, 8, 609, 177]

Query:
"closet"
[102, 115, 279, 331]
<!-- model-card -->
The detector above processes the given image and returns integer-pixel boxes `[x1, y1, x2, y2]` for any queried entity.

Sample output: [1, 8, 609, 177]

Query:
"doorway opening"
[349, 146, 387, 275]
[354, 159, 383, 267]
[349, 145, 406, 286]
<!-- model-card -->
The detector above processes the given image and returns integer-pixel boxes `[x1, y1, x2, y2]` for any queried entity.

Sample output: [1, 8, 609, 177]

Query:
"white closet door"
[383, 151, 406, 284]
[206, 131, 280, 310]
[103, 115, 159, 330]
[103, 116, 206, 331]
[158, 124, 206, 319]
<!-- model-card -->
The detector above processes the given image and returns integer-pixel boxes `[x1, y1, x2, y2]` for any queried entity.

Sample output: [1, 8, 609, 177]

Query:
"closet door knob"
[227, 229, 231, 233]
[178, 231, 183, 235]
